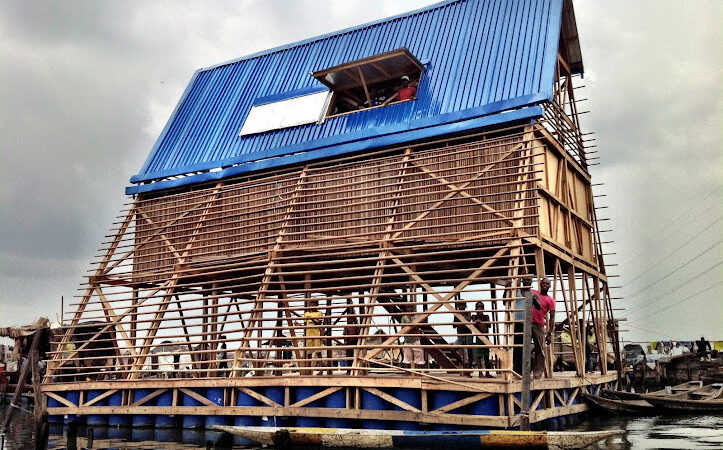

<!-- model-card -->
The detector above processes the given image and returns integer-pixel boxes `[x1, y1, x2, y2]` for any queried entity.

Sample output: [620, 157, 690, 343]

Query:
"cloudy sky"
[1, 0, 720, 345]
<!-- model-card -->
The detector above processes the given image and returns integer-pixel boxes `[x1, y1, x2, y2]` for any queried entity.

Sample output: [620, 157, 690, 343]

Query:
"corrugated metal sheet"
[129, 0, 566, 193]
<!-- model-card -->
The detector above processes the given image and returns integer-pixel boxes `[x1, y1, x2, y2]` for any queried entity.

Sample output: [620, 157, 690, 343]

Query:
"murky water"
[2, 404, 722, 449]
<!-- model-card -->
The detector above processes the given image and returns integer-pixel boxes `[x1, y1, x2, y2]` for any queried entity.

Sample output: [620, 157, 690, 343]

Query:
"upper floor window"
[312, 47, 424, 117]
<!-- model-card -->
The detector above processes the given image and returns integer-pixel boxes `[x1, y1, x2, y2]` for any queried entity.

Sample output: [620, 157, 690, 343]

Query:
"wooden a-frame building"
[45, 0, 621, 430]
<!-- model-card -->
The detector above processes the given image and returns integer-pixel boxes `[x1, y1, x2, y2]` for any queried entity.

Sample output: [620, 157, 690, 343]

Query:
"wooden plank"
[131, 388, 167, 407]
[83, 389, 118, 407]
[430, 392, 493, 414]
[237, 387, 281, 408]
[362, 387, 421, 413]
[47, 405, 511, 428]
[288, 387, 341, 408]
[178, 388, 217, 407]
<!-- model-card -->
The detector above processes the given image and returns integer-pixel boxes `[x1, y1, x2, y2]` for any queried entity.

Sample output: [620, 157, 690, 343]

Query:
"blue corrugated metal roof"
[128, 0, 566, 194]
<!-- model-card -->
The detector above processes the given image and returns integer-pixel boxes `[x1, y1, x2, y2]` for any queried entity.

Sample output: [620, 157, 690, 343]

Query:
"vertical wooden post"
[1, 329, 42, 433]
[519, 286, 533, 431]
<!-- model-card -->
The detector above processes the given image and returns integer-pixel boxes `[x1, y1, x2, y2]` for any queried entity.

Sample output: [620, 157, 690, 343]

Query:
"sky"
[0, 0, 721, 346]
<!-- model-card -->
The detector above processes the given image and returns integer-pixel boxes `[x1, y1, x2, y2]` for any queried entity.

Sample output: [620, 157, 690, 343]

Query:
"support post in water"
[519, 285, 534, 431]
[1, 329, 42, 433]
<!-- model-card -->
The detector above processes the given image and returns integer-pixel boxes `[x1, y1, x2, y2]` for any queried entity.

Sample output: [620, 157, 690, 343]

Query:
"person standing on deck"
[401, 303, 424, 370]
[454, 306, 474, 374]
[530, 278, 556, 379]
[514, 278, 541, 374]
[304, 299, 324, 373]
[343, 307, 360, 371]
[696, 336, 712, 359]
[472, 301, 493, 377]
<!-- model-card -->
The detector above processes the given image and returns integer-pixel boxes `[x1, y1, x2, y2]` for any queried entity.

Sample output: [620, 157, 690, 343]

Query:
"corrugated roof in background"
[129, 0, 569, 194]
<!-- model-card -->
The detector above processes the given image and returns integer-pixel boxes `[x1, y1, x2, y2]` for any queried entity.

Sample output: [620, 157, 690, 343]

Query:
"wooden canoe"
[582, 392, 655, 415]
[602, 380, 703, 402]
[600, 389, 642, 401]
[213, 425, 624, 449]
[646, 380, 703, 397]
[641, 383, 723, 412]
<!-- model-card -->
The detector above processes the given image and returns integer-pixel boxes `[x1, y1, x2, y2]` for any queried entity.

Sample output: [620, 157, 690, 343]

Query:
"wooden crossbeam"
[430, 392, 492, 414]
[362, 245, 511, 365]
[390, 146, 521, 240]
[238, 387, 281, 408]
[131, 389, 167, 407]
[289, 387, 342, 408]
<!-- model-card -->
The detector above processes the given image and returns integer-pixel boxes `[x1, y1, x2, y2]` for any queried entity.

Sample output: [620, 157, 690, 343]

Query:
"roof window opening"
[313, 48, 424, 117]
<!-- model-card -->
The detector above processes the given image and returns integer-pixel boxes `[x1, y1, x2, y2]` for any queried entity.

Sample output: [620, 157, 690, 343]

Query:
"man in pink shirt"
[530, 278, 556, 379]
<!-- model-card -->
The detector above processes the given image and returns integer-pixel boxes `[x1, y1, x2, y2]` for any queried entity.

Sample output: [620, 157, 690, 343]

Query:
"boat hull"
[582, 393, 655, 415]
[642, 396, 723, 412]
[600, 389, 642, 401]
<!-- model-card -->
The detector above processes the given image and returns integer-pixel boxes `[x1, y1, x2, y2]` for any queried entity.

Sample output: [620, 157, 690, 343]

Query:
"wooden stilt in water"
[1, 329, 41, 433]
[31, 350, 49, 450]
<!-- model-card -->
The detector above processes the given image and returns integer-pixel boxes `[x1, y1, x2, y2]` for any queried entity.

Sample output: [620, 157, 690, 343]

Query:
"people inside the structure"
[397, 75, 417, 101]
[453, 304, 474, 374]
[584, 323, 596, 373]
[671, 341, 689, 357]
[696, 336, 712, 359]
[343, 306, 360, 370]
[304, 299, 324, 370]
[363, 88, 380, 108]
[401, 303, 425, 370]
[218, 335, 229, 371]
[530, 278, 556, 379]
[472, 301, 492, 377]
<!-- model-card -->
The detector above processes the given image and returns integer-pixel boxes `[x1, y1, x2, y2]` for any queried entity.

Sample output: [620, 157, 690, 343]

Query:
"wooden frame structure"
[43, 51, 620, 428]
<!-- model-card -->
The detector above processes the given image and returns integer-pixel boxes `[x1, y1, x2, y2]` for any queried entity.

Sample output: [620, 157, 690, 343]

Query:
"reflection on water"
[570, 414, 723, 449]
[2, 405, 722, 449]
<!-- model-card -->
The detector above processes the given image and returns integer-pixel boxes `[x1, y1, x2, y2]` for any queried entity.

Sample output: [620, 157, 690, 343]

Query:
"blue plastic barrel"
[294, 387, 323, 427]
[234, 389, 260, 446]
[47, 396, 62, 423]
[63, 391, 80, 424]
[107, 426, 131, 440]
[181, 429, 206, 446]
[557, 415, 568, 429]
[132, 389, 155, 427]
[543, 417, 559, 430]
[155, 389, 176, 428]
[205, 387, 230, 429]
[324, 388, 349, 429]
[204, 430, 225, 447]
[260, 387, 287, 427]
[182, 388, 205, 429]
[90, 426, 108, 440]
[48, 423, 64, 436]
[392, 388, 421, 430]
[108, 390, 130, 427]
[469, 393, 499, 417]
[131, 427, 154, 441]
[360, 389, 389, 429]
[431, 390, 464, 431]
[86, 390, 108, 426]
[154, 428, 180, 442]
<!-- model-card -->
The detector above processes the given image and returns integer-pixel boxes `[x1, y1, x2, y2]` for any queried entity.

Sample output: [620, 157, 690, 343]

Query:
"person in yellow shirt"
[304, 299, 324, 372]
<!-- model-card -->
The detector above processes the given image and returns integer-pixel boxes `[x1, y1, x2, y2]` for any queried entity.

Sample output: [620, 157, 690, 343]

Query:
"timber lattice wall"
[44, 57, 621, 428]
